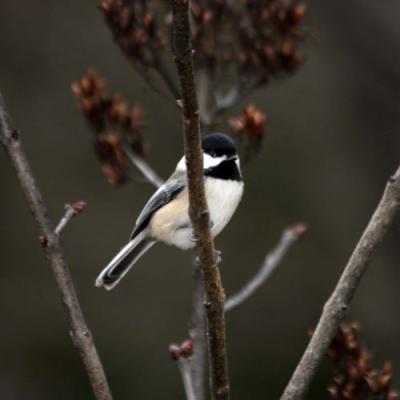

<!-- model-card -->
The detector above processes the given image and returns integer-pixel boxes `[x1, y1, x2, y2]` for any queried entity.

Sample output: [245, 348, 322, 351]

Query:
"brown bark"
[281, 165, 400, 400]
[172, 1, 230, 399]
[0, 94, 113, 400]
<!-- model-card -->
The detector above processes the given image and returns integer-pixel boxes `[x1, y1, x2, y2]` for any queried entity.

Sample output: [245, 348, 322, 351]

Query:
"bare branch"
[189, 264, 207, 400]
[179, 358, 197, 400]
[172, 1, 230, 399]
[123, 144, 163, 188]
[55, 201, 87, 236]
[0, 94, 113, 400]
[225, 223, 307, 313]
[281, 165, 400, 400]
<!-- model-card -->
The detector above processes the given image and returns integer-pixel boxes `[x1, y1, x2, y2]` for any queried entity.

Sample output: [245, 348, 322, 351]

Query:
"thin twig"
[225, 223, 307, 313]
[179, 358, 197, 400]
[123, 144, 164, 188]
[189, 264, 207, 400]
[281, 165, 400, 400]
[0, 94, 113, 400]
[55, 201, 87, 236]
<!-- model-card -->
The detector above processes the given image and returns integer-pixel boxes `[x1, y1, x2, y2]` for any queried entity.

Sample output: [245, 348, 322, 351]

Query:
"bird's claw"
[190, 234, 199, 243]
[194, 255, 201, 267]
[214, 250, 222, 265]
[194, 250, 222, 267]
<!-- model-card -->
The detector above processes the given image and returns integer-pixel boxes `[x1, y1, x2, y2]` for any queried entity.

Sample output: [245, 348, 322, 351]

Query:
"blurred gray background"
[1, 1, 400, 399]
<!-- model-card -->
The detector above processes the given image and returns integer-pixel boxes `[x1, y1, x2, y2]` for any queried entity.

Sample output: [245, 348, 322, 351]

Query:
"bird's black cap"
[202, 133, 237, 158]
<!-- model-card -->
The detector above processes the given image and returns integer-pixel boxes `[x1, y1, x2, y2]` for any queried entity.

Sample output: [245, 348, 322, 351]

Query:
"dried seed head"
[95, 133, 127, 185]
[230, 105, 267, 141]
[73, 70, 148, 184]
[328, 323, 398, 399]
[229, 104, 267, 162]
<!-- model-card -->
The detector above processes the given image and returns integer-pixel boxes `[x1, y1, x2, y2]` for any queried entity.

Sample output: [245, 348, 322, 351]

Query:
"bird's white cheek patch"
[203, 153, 226, 169]
[177, 154, 226, 171]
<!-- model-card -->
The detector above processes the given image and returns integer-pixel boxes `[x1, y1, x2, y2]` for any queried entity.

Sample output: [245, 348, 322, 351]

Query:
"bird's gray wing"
[130, 171, 186, 240]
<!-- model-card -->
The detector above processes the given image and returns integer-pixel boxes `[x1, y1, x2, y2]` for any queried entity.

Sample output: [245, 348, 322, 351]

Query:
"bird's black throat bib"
[204, 159, 242, 181]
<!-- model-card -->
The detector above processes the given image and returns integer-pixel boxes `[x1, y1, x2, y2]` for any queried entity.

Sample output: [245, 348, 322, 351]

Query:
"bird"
[95, 133, 244, 290]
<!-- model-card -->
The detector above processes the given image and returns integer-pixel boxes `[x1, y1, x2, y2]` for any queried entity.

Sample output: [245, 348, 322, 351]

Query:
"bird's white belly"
[205, 178, 244, 238]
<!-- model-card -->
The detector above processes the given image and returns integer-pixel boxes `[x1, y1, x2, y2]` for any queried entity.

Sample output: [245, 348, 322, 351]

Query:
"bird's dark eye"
[211, 152, 217, 157]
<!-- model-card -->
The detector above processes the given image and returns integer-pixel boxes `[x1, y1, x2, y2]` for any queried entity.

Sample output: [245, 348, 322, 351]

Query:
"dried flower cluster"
[98, 0, 306, 129]
[230, 104, 267, 161]
[72, 69, 146, 185]
[328, 323, 398, 400]
[99, 0, 179, 98]
[74, 1, 307, 181]
[192, 1, 306, 77]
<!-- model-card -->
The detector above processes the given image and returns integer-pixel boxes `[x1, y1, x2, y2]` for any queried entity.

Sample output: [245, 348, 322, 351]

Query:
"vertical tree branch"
[0, 94, 113, 400]
[189, 265, 207, 400]
[172, 1, 231, 399]
[281, 165, 400, 400]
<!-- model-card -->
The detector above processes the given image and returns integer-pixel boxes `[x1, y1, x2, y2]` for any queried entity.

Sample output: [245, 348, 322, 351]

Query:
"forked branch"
[0, 94, 113, 400]
[169, 340, 197, 400]
[281, 165, 400, 400]
[172, 1, 230, 399]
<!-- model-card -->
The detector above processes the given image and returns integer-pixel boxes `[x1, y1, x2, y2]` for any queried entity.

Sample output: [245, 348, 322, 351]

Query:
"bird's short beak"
[226, 155, 238, 161]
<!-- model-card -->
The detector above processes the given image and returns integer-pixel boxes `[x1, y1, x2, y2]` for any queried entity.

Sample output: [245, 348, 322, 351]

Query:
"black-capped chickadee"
[96, 133, 244, 290]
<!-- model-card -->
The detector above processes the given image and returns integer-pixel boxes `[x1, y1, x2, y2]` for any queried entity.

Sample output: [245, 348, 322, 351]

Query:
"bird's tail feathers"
[95, 233, 155, 290]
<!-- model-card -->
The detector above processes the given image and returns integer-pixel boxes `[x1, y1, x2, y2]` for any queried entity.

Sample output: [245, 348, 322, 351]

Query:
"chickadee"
[95, 133, 244, 290]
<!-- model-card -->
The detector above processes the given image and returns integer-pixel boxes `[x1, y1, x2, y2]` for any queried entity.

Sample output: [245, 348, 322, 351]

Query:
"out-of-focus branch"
[179, 358, 197, 400]
[0, 94, 113, 400]
[169, 340, 197, 400]
[122, 145, 163, 188]
[55, 201, 87, 236]
[173, 1, 230, 399]
[189, 264, 207, 400]
[201, 78, 260, 131]
[154, 62, 181, 100]
[281, 165, 400, 400]
[225, 223, 307, 313]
